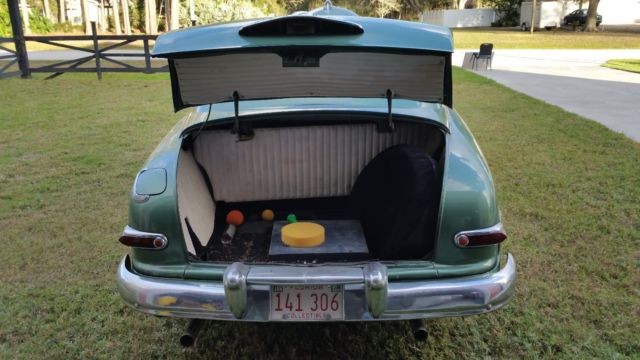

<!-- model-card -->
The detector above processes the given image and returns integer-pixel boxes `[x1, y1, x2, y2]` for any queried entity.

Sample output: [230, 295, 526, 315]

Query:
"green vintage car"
[116, 3, 515, 344]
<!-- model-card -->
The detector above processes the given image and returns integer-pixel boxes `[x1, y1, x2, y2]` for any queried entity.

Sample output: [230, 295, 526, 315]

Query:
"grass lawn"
[0, 70, 638, 359]
[602, 59, 640, 74]
[453, 28, 640, 49]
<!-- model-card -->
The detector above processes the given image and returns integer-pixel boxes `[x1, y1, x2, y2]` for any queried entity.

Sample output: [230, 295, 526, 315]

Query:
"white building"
[421, 8, 497, 28]
[422, 0, 640, 28]
[521, 0, 640, 28]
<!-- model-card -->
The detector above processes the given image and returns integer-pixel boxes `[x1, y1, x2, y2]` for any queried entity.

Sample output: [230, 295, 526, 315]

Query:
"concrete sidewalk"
[454, 50, 640, 142]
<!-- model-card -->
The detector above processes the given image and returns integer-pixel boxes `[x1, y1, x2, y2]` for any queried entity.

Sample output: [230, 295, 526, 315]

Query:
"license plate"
[270, 284, 344, 321]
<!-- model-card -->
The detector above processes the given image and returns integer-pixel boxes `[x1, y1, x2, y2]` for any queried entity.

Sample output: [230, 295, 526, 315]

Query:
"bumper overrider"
[117, 254, 516, 321]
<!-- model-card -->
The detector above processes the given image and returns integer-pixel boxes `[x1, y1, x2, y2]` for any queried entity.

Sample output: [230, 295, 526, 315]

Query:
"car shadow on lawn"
[189, 320, 420, 359]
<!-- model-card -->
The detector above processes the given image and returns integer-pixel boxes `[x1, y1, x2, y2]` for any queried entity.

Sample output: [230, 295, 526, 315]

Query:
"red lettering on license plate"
[270, 285, 344, 321]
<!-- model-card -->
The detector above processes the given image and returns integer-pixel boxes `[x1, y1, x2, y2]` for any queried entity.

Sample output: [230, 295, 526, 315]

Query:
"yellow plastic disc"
[281, 222, 325, 248]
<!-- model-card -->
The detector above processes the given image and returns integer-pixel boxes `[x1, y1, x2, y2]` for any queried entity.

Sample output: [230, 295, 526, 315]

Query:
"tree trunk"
[20, 0, 30, 34]
[583, 0, 599, 32]
[149, 0, 157, 34]
[122, 0, 131, 34]
[112, 0, 122, 34]
[81, 0, 90, 34]
[99, 0, 106, 31]
[58, 0, 66, 22]
[43, 0, 52, 21]
[169, 0, 179, 30]
[144, 0, 150, 34]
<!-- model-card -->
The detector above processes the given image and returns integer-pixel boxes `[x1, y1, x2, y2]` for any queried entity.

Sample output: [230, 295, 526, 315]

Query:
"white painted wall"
[66, 0, 83, 25]
[421, 8, 497, 28]
[521, 0, 640, 27]
[597, 0, 640, 24]
[520, 1, 579, 28]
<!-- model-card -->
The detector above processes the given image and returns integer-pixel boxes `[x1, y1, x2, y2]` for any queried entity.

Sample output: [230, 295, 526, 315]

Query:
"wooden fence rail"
[0, 22, 168, 80]
[0, 37, 21, 79]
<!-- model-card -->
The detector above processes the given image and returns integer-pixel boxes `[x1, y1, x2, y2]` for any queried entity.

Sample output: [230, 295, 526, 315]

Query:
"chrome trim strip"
[454, 222, 505, 248]
[247, 266, 365, 285]
[131, 170, 150, 203]
[120, 225, 168, 250]
[117, 254, 516, 321]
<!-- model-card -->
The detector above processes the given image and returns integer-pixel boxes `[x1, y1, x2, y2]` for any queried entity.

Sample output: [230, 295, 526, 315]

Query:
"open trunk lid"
[151, 7, 454, 111]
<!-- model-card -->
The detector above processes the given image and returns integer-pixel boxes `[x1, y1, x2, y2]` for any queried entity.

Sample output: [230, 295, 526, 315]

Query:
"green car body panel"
[127, 101, 501, 280]
[151, 16, 454, 57]
[123, 7, 507, 308]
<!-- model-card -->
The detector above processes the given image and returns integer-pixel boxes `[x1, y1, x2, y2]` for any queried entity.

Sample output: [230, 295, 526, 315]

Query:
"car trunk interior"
[177, 119, 445, 263]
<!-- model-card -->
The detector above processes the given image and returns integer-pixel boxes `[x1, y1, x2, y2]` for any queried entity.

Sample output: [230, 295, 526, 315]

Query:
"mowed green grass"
[0, 70, 638, 359]
[452, 28, 640, 49]
[602, 59, 640, 74]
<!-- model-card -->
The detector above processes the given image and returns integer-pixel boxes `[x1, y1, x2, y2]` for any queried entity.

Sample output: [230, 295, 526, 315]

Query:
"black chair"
[472, 43, 493, 71]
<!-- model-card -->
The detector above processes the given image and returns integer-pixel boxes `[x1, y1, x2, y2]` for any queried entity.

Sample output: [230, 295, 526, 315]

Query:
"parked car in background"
[564, 9, 602, 26]
[116, 2, 516, 345]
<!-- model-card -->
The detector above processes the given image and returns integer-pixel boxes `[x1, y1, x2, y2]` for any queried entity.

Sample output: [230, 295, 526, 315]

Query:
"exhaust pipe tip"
[180, 319, 206, 347]
[413, 327, 428, 341]
[180, 334, 195, 347]
[410, 319, 428, 342]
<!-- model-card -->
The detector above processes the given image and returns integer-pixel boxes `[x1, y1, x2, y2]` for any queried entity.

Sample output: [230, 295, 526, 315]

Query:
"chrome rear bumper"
[117, 253, 516, 321]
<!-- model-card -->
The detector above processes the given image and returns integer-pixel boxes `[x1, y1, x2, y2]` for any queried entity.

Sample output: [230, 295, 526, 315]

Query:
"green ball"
[286, 214, 297, 223]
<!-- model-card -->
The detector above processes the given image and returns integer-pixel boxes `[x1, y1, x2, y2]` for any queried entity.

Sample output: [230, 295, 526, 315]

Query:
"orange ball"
[226, 210, 244, 226]
[261, 209, 275, 221]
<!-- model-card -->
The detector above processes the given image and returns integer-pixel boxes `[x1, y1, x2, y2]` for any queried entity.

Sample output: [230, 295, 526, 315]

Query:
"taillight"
[454, 223, 507, 248]
[118, 225, 168, 249]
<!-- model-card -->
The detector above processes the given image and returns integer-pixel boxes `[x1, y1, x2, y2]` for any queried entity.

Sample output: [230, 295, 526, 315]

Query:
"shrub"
[29, 12, 54, 34]
[485, 0, 522, 27]
[178, 0, 282, 27]
[53, 21, 83, 33]
[0, 0, 11, 37]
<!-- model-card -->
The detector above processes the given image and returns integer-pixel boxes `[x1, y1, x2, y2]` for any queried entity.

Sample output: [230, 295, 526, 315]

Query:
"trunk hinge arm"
[377, 89, 395, 133]
[231, 91, 254, 141]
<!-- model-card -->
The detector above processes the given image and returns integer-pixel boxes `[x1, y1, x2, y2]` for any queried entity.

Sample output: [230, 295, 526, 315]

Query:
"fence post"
[143, 38, 152, 73]
[91, 21, 102, 80]
[7, 0, 31, 78]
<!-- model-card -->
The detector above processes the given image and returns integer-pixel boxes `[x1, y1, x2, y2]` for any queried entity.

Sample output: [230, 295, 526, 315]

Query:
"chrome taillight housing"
[454, 223, 507, 248]
[118, 225, 168, 249]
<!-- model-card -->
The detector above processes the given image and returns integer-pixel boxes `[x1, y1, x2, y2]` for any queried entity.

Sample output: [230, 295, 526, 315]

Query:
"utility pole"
[7, 0, 31, 78]
[529, 0, 536, 34]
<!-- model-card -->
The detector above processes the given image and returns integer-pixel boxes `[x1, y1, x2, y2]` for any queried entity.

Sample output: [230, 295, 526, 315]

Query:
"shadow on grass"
[188, 320, 417, 359]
